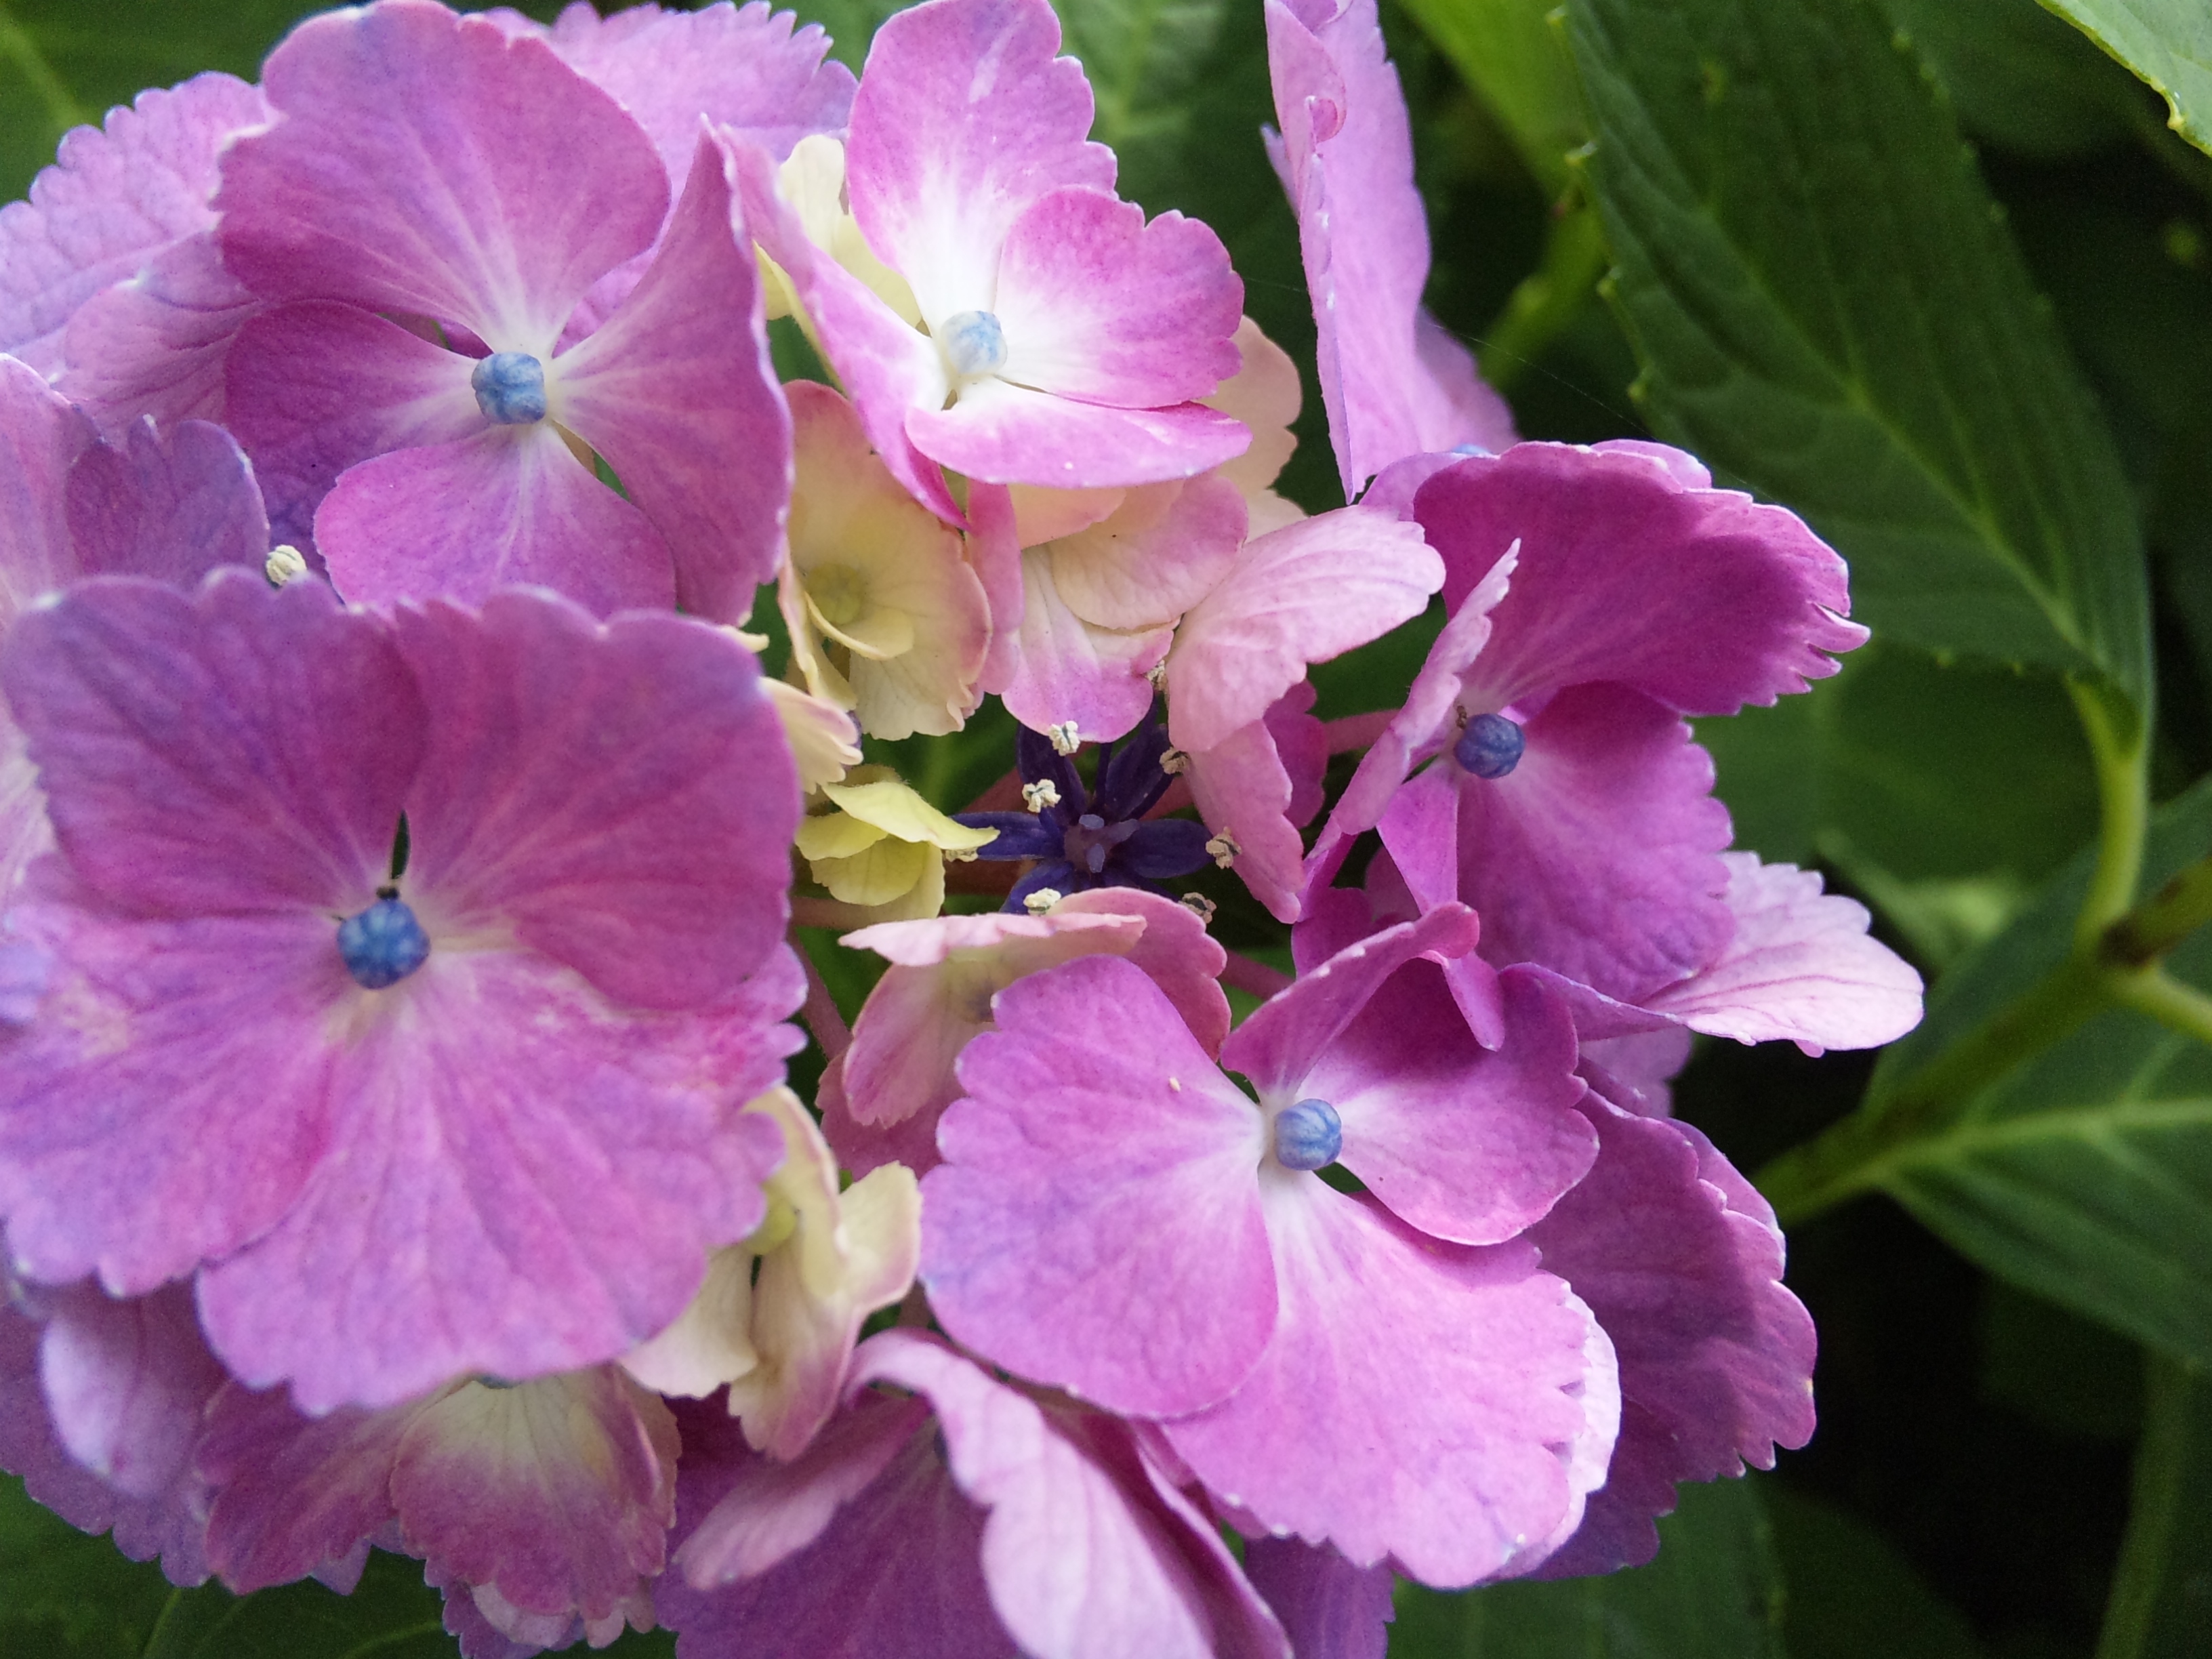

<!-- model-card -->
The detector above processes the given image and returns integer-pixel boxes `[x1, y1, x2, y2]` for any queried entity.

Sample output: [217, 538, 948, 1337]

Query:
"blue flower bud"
[338, 895, 431, 989]
[472, 351, 548, 425]
[1273, 1097, 1343, 1171]
[938, 310, 1008, 379]
[1453, 712, 1525, 779]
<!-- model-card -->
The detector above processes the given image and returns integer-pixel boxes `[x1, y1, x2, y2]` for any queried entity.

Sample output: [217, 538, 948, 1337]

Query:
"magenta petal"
[59, 230, 260, 430]
[224, 301, 481, 551]
[1162, 1189, 1616, 1587]
[39, 1279, 224, 1501]
[1168, 505, 1441, 757]
[0, 354, 94, 598]
[0, 73, 268, 373]
[199, 1382, 408, 1592]
[392, 1369, 677, 1625]
[218, 4, 666, 346]
[0, 1290, 209, 1584]
[1222, 907, 1481, 1097]
[315, 430, 678, 615]
[1242, 1538, 1394, 1659]
[66, 418, 270, 585]
[1265, 0, 1511, 496]
[197, 945, 791, 1412]
[922, 955, 1276, 1416]
[1, 571, 420, 916]
[910, 378, 1251, 490]
[1300, 964, 1596, 1246]
[1525, 1098, 1816, 1578]
[1430, 683, 1734, 1003]
[1416, 443, 1866, 714]
[995, 187, 1242, 407]
[845, 0, 1113, 323]
[1643, 854, 1924, 1052]
[392, 593, 800, 1011]
[556, 129, 790, 619]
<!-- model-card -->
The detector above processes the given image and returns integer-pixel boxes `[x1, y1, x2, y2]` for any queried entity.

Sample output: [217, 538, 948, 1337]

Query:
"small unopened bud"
[1179, 893, 1216, 924]
[1022, 888, 1064, 914]
[1046, 721, 1080, 756]
[1022, 779, 1061, 813]
[264, 545, 310, 588]
[1206, 831, 1241, 869]
[1159, 747, 1189, 775]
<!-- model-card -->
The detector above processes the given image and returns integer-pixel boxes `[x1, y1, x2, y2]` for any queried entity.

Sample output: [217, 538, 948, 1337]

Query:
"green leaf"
[1698, 642, 2100, 965]
[1793, 775, 2212, 1364]
[1875, 0, 2142, 158]
[1979, 1279, 2144, 1441]
[787, 0, 914, 70]
[1763, 1486, 1989, 1659]
[143, 1552, 451, 1659]
[2037, 0, 2212, 158]
[1052, 0, 1230, 186]
[1567, 0, 2154, 716]
[2097, 1355, 2212, 1658]
[0, 1475, 176, 1657]
[1390, 1478, 1782, 1658]
[1396, 0, 1587, 193]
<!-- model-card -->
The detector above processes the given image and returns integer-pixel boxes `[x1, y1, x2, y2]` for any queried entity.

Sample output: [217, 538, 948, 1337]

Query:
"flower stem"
[2069, 676, 2150, 943]
[1221, 951, 1292, 999]
[1477, 205, 1609, 394]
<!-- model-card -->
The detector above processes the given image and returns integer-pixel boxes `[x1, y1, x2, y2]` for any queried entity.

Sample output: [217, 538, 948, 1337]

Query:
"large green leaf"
[0, 1475, 175, 1657]
[1567, 0, 2154, 715]
[1390, 1478, 1783, 1658]
[2038, 0, 2212, 158]
[1877, 0, 2142, 158]
[2097, 1356, 2212, 1658]
[1763, 1486, 1989, 1659]
[1396, 0, 1586, 192]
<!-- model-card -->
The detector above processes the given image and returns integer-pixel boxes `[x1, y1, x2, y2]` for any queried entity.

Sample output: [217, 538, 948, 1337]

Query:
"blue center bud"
[337, 895, 431, 989]
[1273, 1098, 1343, 1172]
[471, 351, 548, 425]
[1454, 712, 1525, 779]
[938, 310, 1008, 380]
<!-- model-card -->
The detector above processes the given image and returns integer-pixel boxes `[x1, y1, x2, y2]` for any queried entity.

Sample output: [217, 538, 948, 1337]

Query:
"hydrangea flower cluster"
[0, 1, 1925, 1654]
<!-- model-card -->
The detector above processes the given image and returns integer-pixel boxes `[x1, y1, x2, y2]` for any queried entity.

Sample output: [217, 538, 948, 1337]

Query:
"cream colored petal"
[617, 1244, 759, 1397]
[796, 811, 888, 863]
[811, 835, 935, 907]
[1203, 316, 1302, 497]
[821, 778, 998, 853]
[1008, 483, 1127, 547]
[836, 1164, 923, 1312]
[762, 678, 861, 791]
[806, 587, 916, 661]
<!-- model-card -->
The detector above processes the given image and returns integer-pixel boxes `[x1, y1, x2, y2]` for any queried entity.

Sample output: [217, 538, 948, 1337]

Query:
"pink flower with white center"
[920, 909, 1622, 1586]
[1305, 440, 1919, 1054]
[0, 572, 802, 1412]
[1265, 0, 1517, 499]
[659, 1330, 1292, 1659]
[735, 0, 1250, 524]
[213, 0, 792, 619]
[1, 354, 270, 907]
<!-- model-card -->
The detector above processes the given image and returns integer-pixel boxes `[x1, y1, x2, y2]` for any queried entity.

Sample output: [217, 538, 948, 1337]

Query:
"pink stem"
[797, 941, 852, 1061]
[1220, 950, 1292, 999]
[1324, 710, 1393, 754]
[790, 896, 853, 930]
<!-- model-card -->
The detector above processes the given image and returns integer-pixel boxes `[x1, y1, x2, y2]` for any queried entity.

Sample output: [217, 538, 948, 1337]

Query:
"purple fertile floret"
[1452, 712, 1523, 779]
[470, 351, 548, 425]
[1272, 1098, 1341, 1170]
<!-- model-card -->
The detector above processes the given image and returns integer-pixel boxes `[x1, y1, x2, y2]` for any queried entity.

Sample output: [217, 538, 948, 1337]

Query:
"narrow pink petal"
[1168, 505, 1440, 756]
[1242, 1539, 1393, 1659]
[392, 593, 800, 1011]
[315, 430, 677, 616]
[1162, 1189, 1617, 1587]
[199, 1382, 410, 1592]
[969, 479, 1027, 682]
[725, 133, 959, 520]
[1300, 963, 1595, 1246]
[0, 73, 268, 371]
[39, 1280, 224, 1501]
[1269, 680, 1328, 827]
[859, 1332, 1233, 1659]
[1643, 853, 1923, 1052]
[1525, 1099, 1816, 1578]
[1410, 308, 1517, 453]
[557, 129, 790, 618]
[393, 1368, 677, 1624]
[217, 4, 666, 348]
[911, 376, 1250, 490]
[66, 417, 270, 585]
[1222, 907, 1481, 1097]
[0, 572, 421, 917]
[995, 188, 1242, 406]
[0, 354, 94, 607]
[1427, 684, 1735, 1004]
[997, 546, 1171, 742]
[845, 0, 1113, 323]
[58, 230, 260, 429]
[922, 955, 1277, 1417]
[1184, 716, 1310, 924]
[1066, 888, 1232, 1057]
[1416, 443, 1866, 715]
[224, 301, 481, 552]
[197, 945, 792, 1412]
